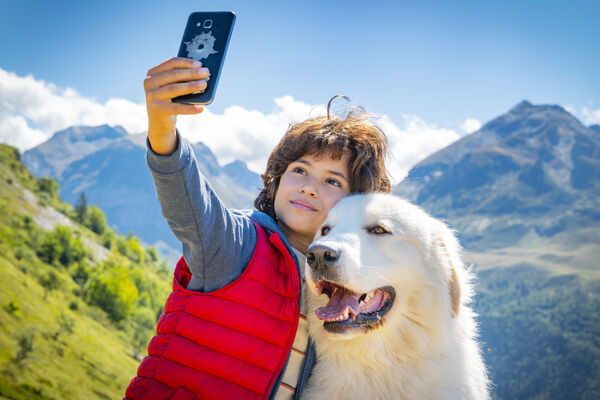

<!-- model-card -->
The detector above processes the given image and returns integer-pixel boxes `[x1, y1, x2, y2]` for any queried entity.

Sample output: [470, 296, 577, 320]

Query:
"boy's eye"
[292, 167, 307, 175]
[326, 178, 341, 188]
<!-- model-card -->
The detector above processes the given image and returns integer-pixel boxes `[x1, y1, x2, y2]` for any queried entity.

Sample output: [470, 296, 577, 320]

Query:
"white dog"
[301, 193, 490, 400]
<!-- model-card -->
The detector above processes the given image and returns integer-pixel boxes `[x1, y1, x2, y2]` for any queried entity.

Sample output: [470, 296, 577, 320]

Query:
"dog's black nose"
[306, 245, 340, 272]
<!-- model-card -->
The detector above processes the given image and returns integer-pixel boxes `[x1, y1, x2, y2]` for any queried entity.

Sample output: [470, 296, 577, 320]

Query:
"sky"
[1, 0, 599, 182]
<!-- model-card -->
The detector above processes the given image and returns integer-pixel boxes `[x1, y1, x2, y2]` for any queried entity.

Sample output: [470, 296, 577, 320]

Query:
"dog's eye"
[321, 226, 331, 236]
[369, 225, 390, 235]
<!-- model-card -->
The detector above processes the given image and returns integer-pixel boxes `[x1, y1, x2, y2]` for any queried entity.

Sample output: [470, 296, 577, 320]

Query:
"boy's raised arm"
[144, 57, 208, 155]
[143, 58, 257, 292]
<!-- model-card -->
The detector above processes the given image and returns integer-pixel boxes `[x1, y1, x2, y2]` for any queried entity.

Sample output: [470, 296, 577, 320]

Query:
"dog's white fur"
[301, 193, 490, 400]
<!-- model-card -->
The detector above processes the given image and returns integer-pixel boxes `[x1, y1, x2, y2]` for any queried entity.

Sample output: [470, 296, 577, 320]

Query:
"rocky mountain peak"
[395, 100, 600, 250]
[23, 125, 128, 179]
[508, 99, 533, 113]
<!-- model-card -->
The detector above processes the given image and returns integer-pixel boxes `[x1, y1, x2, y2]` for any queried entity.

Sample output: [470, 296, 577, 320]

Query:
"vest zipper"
[268, 233, 304, 400]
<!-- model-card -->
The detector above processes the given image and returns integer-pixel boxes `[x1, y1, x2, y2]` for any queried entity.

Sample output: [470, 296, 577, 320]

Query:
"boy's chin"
[278, 222, 317, 250]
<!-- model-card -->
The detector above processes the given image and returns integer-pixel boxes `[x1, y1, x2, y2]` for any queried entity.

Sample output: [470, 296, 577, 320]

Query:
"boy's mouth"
[291, 200, 317, 211]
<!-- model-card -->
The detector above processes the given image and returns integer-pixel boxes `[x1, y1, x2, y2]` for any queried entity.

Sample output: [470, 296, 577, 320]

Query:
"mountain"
[395, 101, 600, 399]
[395, 100, 600, 251]
[23, 126, 261, 261]
[22, 124, 128, 179]
[0, 143, 171, 399]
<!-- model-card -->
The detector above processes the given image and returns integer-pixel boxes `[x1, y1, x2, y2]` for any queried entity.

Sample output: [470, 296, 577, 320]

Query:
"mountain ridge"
[395, 100, 600, 250]
[23, 126, 261, 260]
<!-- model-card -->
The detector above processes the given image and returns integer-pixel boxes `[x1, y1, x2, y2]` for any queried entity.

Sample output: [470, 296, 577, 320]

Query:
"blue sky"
[1, 0, 599, 179]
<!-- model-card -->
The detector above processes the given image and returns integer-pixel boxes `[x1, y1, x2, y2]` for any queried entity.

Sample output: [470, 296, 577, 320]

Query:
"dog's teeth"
[343, 309, 349, 319]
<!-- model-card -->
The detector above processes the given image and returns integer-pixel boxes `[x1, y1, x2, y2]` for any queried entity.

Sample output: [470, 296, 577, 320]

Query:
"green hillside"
[463, 228, 600, 399]
[0, 144, 171, 399]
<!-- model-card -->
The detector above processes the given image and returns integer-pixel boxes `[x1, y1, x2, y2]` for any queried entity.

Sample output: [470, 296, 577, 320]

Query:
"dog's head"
[305, 193, 470, 341]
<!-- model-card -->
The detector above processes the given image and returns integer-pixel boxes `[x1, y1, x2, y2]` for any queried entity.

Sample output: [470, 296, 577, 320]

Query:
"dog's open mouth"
[315, 281, 395, 333]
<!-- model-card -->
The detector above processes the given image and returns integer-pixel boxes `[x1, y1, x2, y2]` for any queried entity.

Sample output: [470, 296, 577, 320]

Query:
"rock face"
[394, 100, 600, 250]
[22, 125, 128, 179]
[23, 125, 261, 257]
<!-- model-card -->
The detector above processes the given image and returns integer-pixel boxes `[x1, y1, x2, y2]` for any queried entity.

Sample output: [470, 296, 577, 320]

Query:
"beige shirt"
[274, 248, 309, 399]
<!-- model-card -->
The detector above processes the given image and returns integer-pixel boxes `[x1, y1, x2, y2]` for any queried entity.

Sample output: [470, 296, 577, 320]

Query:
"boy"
[125, 58, 390, 399]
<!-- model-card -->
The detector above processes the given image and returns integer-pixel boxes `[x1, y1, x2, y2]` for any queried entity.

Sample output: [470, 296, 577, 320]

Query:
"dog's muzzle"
[307, 244, 396, 335]
[306, 244, 340, 275]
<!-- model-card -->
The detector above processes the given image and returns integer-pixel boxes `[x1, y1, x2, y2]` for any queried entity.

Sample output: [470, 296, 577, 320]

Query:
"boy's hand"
[144, 57, 210, 155]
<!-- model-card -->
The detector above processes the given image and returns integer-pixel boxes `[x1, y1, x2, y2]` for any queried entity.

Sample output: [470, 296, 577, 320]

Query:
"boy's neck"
[279, 225, 311, 254]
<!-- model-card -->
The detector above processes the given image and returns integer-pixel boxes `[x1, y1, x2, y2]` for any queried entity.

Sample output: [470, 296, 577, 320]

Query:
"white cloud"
[179, 100, 460, 183]
[177, 96, 325, 173]
[0, 67, 146, 150]
[374, 114, 460, 184]
[564, 105, 576, 115]
[0, 67, 458, 184]
[460, 117, 482, 134]
[0, 111, 47, 150]
[582, 107, 600, 125]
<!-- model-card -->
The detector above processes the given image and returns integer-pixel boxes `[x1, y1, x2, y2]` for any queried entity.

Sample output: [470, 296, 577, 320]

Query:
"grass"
[0, 144, 168, 399]
[0, 257, 141, 399]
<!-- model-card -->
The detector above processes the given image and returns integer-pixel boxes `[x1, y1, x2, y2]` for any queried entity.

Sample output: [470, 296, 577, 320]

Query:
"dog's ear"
[449, 267, 461, 317]
[436, 235, 461, 317]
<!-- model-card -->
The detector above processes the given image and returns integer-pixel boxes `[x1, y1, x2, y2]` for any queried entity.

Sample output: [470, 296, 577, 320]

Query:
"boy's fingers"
[144, 67, 210, 91]
[147, 57, 202, 76]
[149, 99, 204, 116]
[148, 80, 208, 101]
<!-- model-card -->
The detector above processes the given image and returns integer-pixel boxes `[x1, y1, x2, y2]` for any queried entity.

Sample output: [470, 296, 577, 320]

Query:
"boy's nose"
[299, 184, 317, 197]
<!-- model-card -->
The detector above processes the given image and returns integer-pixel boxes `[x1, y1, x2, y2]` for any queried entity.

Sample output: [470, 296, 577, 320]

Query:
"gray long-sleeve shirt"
[146, 131, 315, 399]
[146, 131, 257, 291]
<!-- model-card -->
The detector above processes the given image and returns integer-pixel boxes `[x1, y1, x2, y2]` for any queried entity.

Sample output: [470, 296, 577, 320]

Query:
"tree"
[86, 265, 139, 322]
[86, 205, 107, 235]
[36, 226, 87, 267]
[37, 233, 61, 265]
[37, 177, 59, 200]
[126, 307, 156, 354]
[75, 192, 88, 223]
[13, 329, 36, 364]
[52, 313, 75, 340]
[39, 270, 61, 299]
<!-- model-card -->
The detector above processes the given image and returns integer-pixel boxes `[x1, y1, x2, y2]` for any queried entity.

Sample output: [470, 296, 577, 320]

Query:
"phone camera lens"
[203, 20, 213, 29]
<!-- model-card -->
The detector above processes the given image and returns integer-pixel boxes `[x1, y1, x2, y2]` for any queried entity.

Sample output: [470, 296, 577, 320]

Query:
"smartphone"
[172, 11, 235, 105]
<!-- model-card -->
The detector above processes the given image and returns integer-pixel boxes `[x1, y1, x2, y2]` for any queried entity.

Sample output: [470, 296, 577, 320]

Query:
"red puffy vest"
[125, 223, 301, 400]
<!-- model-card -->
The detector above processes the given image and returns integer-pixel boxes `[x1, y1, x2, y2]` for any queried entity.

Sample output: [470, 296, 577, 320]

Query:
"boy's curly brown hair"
[255, 96, 391, 219]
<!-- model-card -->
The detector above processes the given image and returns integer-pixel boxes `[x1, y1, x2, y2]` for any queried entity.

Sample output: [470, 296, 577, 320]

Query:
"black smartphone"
[172, 11, 235, 105]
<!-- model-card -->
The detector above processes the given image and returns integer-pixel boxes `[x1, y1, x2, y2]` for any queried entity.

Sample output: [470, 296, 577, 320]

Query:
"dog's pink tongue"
[315, 289, 360, 321]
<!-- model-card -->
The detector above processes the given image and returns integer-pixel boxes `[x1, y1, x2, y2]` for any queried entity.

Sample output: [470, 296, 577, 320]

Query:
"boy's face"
[274, 152, 351, 252]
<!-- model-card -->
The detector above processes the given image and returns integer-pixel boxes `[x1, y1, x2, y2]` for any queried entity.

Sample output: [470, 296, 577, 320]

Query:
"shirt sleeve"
[146, 130, 257, 292]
